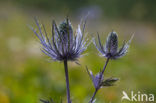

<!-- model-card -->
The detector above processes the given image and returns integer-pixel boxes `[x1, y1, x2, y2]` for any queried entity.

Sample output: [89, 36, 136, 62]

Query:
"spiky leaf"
[101, 78, 119, 87]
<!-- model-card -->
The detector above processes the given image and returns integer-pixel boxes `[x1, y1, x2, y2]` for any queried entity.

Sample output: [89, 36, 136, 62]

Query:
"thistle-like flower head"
[86, 67, 118, 89]
[93, 31, 133, 59]
[31, 17, 89, 61]
[86, 67, 104, 89]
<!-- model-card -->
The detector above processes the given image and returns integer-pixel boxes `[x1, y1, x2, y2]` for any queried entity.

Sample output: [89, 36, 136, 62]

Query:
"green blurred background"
[0, 0, 156, 103]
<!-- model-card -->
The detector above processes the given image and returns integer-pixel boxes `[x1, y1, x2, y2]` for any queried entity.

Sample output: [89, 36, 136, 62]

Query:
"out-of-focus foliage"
[9, 0, 156, 22]
[0, 1, 156, 103]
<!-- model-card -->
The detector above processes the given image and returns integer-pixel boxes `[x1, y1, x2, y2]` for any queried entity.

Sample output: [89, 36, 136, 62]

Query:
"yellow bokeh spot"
[0, 91, 10, 103]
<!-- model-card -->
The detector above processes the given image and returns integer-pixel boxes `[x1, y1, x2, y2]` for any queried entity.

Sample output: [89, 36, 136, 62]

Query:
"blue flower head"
[93, 31, 133, 59]
[86, 67, 119, 89]
[31, 18, 89, 61]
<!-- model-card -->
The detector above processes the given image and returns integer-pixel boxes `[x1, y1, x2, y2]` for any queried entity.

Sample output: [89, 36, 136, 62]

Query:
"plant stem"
[101, 58, 110, 75]
[89, 58, 110, 103]
[89, 88, 98, 103]
[64, 60, 71, 103]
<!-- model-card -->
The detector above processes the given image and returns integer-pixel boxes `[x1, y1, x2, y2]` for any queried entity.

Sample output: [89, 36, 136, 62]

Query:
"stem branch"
[89, 58, 110, 103]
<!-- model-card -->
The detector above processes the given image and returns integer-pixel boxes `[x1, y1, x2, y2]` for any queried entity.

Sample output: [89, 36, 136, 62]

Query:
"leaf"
[100, 78, 119, 87]
[40, 98, 55, 103]
[40, 99, 50, 103]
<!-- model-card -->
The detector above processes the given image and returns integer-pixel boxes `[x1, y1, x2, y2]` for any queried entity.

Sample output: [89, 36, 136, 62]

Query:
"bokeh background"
[0, 0, 156, 103]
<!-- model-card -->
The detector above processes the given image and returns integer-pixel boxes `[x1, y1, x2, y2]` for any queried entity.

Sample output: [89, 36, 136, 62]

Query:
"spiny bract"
[93, 31, 133, 59]
[31, 18, 89, 61]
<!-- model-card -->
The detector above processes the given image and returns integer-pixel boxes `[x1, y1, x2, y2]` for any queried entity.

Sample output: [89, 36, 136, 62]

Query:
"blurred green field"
[0, 2, 156, 103]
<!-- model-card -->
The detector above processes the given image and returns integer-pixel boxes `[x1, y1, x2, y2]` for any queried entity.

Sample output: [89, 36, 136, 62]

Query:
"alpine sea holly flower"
[31, 17, 89, 103]
[88, 31, 133, 103]
[93, 31, 133, 59]
[31, 18, 88, 62]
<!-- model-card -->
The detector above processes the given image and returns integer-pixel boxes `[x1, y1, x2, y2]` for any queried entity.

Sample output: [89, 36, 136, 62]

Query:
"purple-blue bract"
[93, 31, 133, 59]
[32, 18, 89, 61]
